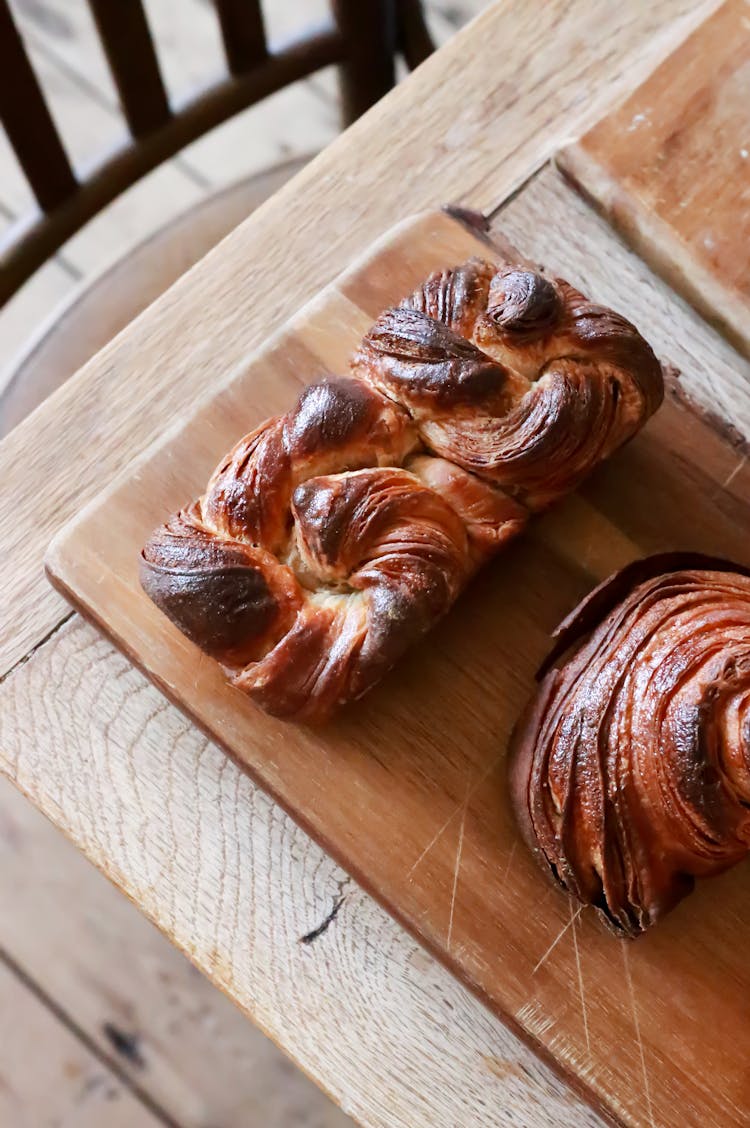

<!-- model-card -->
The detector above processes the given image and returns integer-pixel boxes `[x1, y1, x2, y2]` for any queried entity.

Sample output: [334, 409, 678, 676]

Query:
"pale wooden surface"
[0, 3, 477, 1125]
[0, 0, 718, 678]
[557, 0, 750, 357]
[0, 4, 481, 1125]
[0, 2, 732, 1125]
[0, 771, 351, 1128]
[46, 200, 750, 1128]
[0, 957, 163, 1128]
[5, 152, 748, 1127]
[0, 613, 603, 1128]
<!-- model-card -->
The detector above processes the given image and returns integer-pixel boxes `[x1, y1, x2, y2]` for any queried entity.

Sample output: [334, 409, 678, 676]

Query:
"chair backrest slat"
[1, 0, 429, 315]
[395, 0, 435, 70]
[0, 0, 77, 212]
[86, 0, 171, 137]
[214, 0, 267, 75]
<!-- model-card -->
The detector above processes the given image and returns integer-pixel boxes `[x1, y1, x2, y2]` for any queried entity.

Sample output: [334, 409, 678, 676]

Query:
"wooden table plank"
[44, 204, 750, 1128]
[0, 615, 603, 1128]
[0, 0, 717, 679]
[0, 958, 163, 1128]
[0, 775, 350, 1127]
[557, 0, 750, 356]
[4, 163, 749, 1127]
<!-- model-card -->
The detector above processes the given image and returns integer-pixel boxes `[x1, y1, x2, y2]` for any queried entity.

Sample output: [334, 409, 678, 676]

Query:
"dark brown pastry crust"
[141, 259, 663, 722]
[509, 554, 750, 937]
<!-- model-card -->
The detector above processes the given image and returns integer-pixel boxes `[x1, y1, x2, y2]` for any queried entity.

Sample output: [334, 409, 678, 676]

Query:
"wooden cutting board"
[558, 0, 750, 358]
[46, 210, 750, 1128]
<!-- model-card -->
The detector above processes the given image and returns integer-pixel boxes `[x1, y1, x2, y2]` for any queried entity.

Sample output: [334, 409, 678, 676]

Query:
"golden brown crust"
[140, 505, 303, 667]
[508, 555, 750, 936]
[201, 377, 417, 554]
[142, 257, 663, 722]
[405, 455, 527, 560]
[355, 262, 663, 508]
[403, 257, 494, 339]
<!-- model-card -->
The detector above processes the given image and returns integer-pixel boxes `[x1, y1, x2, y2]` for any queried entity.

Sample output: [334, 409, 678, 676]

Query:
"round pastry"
[509, 553, 750, 937]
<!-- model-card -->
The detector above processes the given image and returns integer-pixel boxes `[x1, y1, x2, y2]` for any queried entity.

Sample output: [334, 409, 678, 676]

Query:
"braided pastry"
[509, 554, 750, 937]
[141, 258, 663, 721]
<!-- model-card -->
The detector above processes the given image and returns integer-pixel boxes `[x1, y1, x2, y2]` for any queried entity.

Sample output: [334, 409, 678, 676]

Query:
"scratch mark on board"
[532, 903, 582, 974]
[571, 902, 590, 1053]
[623, 944, 655, 1128]
[407, 809, 459, 879]
[407, 752, 503, 879]
[446, 798, 468, 952]
[723, 455, 746, 490]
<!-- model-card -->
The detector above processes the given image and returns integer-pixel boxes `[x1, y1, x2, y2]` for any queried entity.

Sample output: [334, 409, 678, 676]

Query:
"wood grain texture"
[0, 0, 718, 678]
[0, 616, 602, 1128]
[0, 775, 350, 1127]
[5, 161, 750, 1126]
[557, 0, 750, 357]
[45, 204, 750, 1128]
[0, 957, 163, 1128]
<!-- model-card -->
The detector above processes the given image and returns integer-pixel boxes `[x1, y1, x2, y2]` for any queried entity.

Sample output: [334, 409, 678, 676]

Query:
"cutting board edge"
[43, 206, 630, 1126]
[42, 550, 627, 1128]
[44, 209, 461, 572]
[555, 133, 750, 361]
[41, 206, 750, 1128]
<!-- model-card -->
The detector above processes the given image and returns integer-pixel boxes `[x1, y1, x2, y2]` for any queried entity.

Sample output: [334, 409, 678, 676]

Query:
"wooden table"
[2, 1, 745, 1124]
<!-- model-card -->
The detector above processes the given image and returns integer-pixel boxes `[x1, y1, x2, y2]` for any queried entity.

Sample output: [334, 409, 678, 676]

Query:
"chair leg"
[332, 0, 396, 126]
[395, 0, 436, 70]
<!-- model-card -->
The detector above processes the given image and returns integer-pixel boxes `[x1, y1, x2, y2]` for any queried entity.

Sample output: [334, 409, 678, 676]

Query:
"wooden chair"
[0, 0, 435, 435]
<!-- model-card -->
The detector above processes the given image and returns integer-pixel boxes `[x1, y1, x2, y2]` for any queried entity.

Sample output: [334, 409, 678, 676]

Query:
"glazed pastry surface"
[141, 258, 663, 721]
[509, 554, 750, 936]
